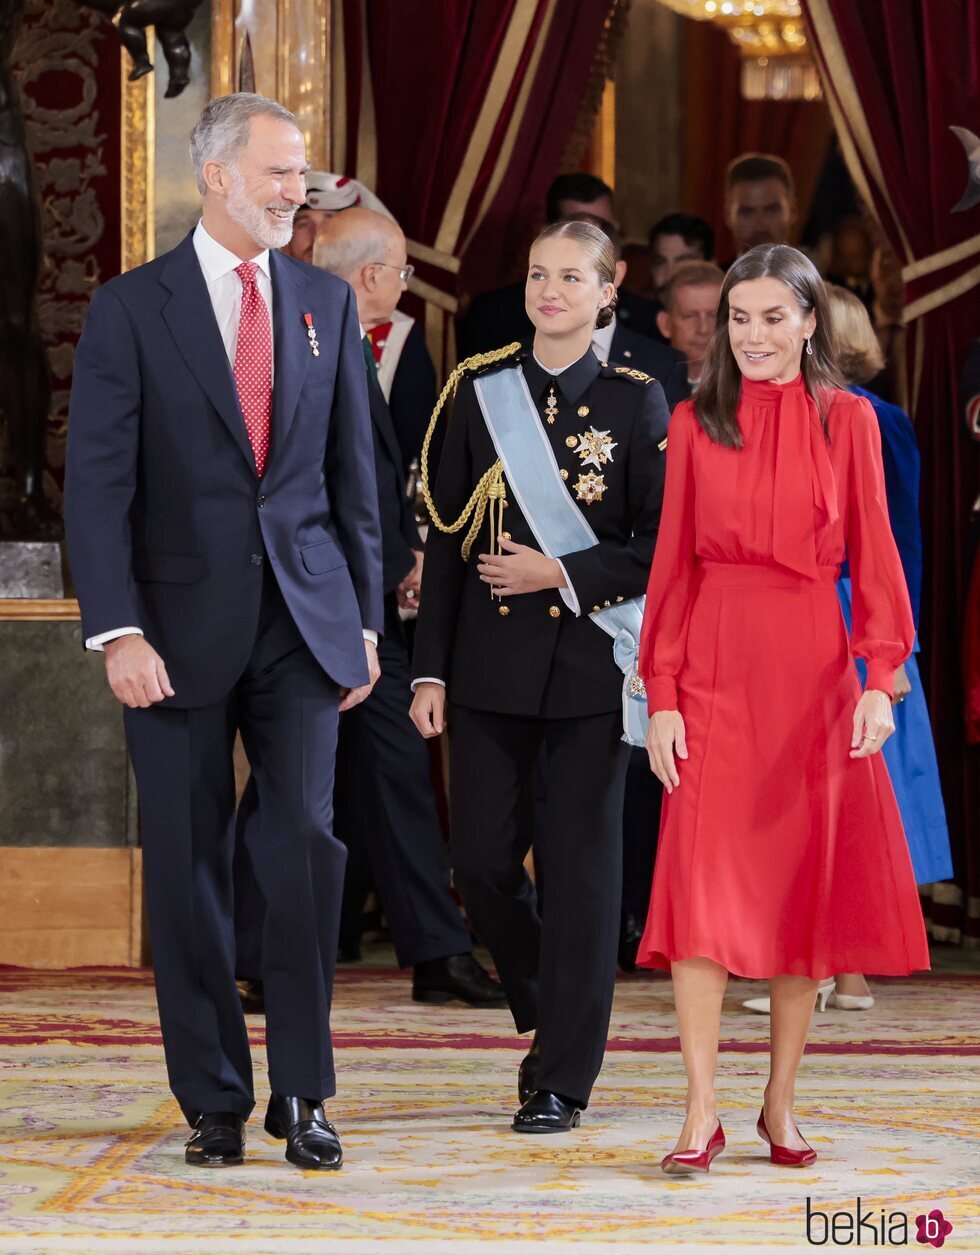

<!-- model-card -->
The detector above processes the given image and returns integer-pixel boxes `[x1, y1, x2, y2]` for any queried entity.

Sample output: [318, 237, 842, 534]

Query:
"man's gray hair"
[313, 222, 395, 280]
[190, 93, 297, 193]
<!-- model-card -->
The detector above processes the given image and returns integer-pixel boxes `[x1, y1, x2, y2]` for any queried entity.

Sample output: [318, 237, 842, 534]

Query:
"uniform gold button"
[560, 469, 569, 480]
[616, 595, 624, 603]
[500, 531, 511, 541]
[549, 605, 560, 618]
[623, 350, 632, 359]
[577, 405, 589, 417]
[565, 436, 577, 448]
[591, 604, 601, 613]
[498, 605, 510, 616]
[600, 361, 608, 368]
[604, 600, 611, 607]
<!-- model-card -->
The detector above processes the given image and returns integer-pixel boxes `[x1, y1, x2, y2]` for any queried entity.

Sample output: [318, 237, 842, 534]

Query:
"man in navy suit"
[65, 94, 383, 1172]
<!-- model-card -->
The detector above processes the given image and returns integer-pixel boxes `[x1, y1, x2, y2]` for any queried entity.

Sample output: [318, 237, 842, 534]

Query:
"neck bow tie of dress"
[745, 373, 839, 579]
[233, 260, 273, 478]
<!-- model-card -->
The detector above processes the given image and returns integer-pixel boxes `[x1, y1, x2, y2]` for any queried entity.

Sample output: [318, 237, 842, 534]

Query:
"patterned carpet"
[0, 958, 978, 1253]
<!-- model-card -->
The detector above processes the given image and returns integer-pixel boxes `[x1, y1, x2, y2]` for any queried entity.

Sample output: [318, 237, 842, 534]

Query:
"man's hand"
[396, 549, 424, 611]
[338, 639, 381, 712]
[477, 537, 564, 597]
[104, 635, 175, 708]
[410, 682, 446, 738]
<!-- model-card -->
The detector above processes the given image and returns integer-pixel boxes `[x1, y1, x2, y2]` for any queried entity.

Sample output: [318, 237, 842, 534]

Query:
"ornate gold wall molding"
[210, 0, 332, 169]
[121, 41, 155, 273]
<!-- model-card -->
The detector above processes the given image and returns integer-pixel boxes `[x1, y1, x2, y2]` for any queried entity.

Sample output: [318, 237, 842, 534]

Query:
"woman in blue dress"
[744, 283, 951, 1016]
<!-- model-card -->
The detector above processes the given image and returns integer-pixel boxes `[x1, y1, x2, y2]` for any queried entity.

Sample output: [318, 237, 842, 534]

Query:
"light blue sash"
[472, 366, 648, 747]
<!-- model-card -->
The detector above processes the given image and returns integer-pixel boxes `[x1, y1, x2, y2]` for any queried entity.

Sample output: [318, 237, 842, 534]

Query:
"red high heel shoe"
[660, 1121, 726, 1175]
[756, 1109, 817, 1166]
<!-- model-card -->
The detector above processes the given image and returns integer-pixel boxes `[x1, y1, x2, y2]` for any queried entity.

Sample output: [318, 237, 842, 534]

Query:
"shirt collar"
[193, 219, 271, 284]
[590, 314, 616, 364]
[523, 345, 601, 405]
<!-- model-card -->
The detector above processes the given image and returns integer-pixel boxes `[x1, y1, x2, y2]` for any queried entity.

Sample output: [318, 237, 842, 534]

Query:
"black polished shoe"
[618, 913, 644, 973]
[412, 953, 508, 1007]
[518, 1033, 539, 1104]
[512, 1090, 583, 1134]
[184, 1112, 245, 1166]
[236, 979, 265, 1015]
[264, 1094, 343, 1170]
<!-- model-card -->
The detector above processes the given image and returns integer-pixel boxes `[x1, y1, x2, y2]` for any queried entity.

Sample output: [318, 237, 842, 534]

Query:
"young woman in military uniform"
[410, 220, 670, 1132]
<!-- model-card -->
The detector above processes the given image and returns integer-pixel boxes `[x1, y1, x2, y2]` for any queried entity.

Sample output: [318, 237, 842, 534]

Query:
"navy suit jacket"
[607, 321, 688, 412]
[65, 233, 384, 707]
[365, 368, 423, 594]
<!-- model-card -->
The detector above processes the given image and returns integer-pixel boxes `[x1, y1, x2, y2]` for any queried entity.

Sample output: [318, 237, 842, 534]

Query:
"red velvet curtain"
[803, 0, 980, 943]
[681, 20, 834, 260]
[336, 0, 620, 376]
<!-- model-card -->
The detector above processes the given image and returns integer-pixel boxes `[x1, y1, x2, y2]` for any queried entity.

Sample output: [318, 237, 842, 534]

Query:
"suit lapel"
[367, 373, 406, 478]
[269, 251, 313, 462]
[159, 235, 256, 471]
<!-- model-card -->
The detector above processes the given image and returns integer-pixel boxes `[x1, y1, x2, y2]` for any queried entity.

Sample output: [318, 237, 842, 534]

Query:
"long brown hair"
[694, 244, 843, 447]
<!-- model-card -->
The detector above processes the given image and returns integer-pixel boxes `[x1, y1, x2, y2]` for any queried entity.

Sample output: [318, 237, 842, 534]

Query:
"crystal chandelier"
[656, 0, 823, 101]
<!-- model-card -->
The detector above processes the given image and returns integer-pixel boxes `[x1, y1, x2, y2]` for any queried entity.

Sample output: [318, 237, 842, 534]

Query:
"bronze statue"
[0, 0, 59, 539]
[72, 0, 205, 99]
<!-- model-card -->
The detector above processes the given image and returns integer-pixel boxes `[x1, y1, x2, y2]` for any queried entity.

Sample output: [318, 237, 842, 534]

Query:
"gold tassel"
[419, 342, 521, 561]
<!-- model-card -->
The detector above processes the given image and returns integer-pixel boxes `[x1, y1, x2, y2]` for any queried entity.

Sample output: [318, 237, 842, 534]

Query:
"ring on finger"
[862, 732, 878, 742]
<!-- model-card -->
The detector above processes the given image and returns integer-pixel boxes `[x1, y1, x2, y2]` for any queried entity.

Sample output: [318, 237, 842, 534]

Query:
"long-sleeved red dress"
[637, 375, 930, 978]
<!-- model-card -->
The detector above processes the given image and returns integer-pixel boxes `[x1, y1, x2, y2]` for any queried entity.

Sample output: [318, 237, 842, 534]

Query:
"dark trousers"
[125, 572, 344, 1125]
[449, 705, 629, 1107]
[622, 748, 662, 923]
[236, 598, 471, 972]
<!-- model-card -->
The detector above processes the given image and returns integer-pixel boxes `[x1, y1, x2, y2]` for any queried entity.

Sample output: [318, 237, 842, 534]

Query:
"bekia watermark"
[805, 1198, 953, 1247]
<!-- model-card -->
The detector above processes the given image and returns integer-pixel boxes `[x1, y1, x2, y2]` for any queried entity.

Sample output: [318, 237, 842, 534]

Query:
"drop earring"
[805, 337, 813, 357]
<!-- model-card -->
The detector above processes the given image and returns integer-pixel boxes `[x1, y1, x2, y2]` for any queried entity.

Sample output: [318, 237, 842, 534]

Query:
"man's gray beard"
[226, 170, 295, 250]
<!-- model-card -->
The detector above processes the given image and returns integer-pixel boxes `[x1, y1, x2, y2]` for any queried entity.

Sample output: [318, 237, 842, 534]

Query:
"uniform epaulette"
[611, 365, 654, 384]
[464, 342, 524, 378]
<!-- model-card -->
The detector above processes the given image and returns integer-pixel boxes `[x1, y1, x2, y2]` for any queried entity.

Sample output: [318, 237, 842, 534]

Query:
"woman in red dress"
[638, 244, 930, 1175]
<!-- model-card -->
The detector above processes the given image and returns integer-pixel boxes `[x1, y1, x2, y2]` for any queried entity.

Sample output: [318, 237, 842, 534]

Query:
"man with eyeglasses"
[235, 207, 505, 1010]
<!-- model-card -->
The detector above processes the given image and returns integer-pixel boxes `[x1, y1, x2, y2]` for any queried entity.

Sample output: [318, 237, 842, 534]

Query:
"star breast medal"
[572, 426, 616, 503]
[574, 426, 617, 470]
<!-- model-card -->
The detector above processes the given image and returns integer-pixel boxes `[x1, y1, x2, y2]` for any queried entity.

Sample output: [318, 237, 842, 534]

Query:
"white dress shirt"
[590, 315, 616, 365]
[87, 220, 377, 650]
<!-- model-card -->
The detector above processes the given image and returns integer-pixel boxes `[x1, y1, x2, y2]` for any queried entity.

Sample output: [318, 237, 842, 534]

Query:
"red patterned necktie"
[233, 260, 272, 477]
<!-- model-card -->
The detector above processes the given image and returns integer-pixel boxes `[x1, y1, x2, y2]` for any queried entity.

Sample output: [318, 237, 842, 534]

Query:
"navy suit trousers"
[125, 568, 344, 1125]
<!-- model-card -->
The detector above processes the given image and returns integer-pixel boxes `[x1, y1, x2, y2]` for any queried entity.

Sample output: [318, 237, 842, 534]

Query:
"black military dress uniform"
[413, 345, 669, 1123]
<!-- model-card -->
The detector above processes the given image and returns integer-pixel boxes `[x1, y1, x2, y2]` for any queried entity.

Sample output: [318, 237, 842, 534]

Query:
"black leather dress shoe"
[412, 953, 508, 1007]
[512, 1090, 583, 1134]
[264, 1094, 343, 1170]
[618, 914, 644, 973]
[518, 1033, 539, 1104]
[184, 1112, 245, 1166]
[236, 979, 265, 1015]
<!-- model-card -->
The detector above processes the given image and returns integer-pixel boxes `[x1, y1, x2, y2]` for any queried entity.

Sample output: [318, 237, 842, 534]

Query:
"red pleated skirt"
[638, 561, 930, 979]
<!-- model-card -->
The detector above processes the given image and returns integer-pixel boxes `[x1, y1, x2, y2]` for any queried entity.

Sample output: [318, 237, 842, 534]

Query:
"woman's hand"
[477, 537, 565, 596]
[850, 688, 896, 758]
[892, 661, 911, 705]
[410, 682, 447, 739]
[645, 709, 688, 793]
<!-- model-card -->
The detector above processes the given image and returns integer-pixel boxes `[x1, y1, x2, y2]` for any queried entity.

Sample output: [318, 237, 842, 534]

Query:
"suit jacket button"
[250, 553, 263, 565]
[257, 494, 267, 507]
[548, 605, 560, 618]
[498, 604, 510, 616]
